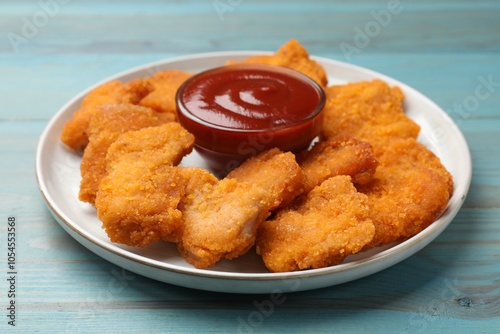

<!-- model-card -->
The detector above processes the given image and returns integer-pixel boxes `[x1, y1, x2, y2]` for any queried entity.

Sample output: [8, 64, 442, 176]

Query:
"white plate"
[35, 52, 472, 294]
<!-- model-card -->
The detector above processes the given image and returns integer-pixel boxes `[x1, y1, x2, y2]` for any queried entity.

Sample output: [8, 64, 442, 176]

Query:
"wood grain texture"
[1, 0, 499, 333]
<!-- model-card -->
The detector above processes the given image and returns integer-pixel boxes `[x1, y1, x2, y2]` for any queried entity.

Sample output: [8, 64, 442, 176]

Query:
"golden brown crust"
[177, 178, 269, 268]
[227, 39, 328, 88]
[257, 175, 374, 272]
[297, 134, 379, 193]
[322, 79, 453, 248]
[322, 80, 420, 148]
[139, 69, 191, 118]
[358, 138, 453, 247]
[78, 104, 164, 204]
[95, 123, 195, 247]
[176, 149, 304, 268]
[226, 148, 305, 210]
[60, 79, 152, 151]
[97, 165, 187, 247]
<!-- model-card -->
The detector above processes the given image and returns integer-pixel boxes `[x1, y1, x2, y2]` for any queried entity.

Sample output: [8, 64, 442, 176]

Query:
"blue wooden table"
[1, 0, 499, 333]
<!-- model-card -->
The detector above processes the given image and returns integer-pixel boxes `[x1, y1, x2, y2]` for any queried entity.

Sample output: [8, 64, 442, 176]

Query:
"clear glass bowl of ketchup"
[176, 63, 326, 175]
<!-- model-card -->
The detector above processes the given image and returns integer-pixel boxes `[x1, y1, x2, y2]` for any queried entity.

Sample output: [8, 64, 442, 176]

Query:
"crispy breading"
[79, 104, 165, 204]
[322, 80, 420, 150]
[358, 138, 453, 247]
[61, 79, 152, 151]
[297, 135, 379, 193]
[226, 148, 305, 210]
[139, 69, 191, 119]
[176, 149, 303, 268]
[163, 167, 220, 244]
[177, 178, 269, 268]
[97, 164, 187, 247]
[103, 120, 195, 168]
[322, 80, 453, 247]
[227, 39, 328, 87]
[95, 123, 195, 247]
[256, 175, 374, 272]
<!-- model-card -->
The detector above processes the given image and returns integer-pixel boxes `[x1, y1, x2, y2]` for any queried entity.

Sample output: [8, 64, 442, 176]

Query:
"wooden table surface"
[1, 0, 499, 333]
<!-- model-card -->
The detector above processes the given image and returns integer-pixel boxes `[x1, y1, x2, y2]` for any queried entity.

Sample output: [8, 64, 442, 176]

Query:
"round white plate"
[35, 52, 472, 294]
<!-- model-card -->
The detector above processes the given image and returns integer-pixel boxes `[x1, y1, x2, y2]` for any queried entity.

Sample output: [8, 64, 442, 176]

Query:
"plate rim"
[35, 51, 472, 291]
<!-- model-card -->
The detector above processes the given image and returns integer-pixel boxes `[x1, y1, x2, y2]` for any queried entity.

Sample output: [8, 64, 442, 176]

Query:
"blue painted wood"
[1, 0, 499, 333]
[2, 53, 499, 120]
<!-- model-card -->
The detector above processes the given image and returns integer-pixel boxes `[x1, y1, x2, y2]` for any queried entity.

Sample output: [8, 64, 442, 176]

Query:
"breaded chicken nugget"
[95, 123, 195, 247]
[322, 80, 420, 149]
[177, 149, 303, 268]
[228, 39, 328, 87]
[163, 167, 220, 244]
[104, 120, 195, 168]
[226, 148, 304, 210]
[322, 80, 453, 247]
[79, 104, 165, 204]
[297, 135, 379, 193]
[358, 138, 453, 247]
[98, 165, 188, 247]
[257, 175, 374, 272]
[177, 178, 269, 268]
[139, 69, 191, 119]
[61, 79, 152, 151]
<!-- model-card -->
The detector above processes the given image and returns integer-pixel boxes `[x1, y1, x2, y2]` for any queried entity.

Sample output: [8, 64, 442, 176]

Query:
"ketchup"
[179, 65, 323, 130]
[176, 64, 325, 174]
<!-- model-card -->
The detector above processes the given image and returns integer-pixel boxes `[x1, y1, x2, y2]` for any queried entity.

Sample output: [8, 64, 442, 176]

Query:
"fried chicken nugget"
[358, 138, 453, 247]
[78, 104, 165, 204]
[297, 135, 379, 193]
[177, 179, 269, 268]
[95, 123, 195, 247]
[176, 149, 303, 268]
[163, 167, 220, 244]
[226, 148, 305, 210]
[104, 121, 194, 168]
[322, 80, 420, 148]
[61, 79, 152, 151]
[257, 175, 374, 272]
[322, 80, 453, 247]
[228, 39, 328, 87]
[139, 69, 191, 119]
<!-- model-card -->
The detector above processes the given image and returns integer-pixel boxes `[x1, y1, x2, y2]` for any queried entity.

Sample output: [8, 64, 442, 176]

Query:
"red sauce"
[176, 64, 325, 174]
[178, 65, 323, 130]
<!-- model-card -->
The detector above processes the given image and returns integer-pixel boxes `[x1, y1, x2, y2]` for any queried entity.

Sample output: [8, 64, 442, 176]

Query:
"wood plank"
[1, 53, 499, 120]
[1, 0, 499, 332]
[10, 205, 500, 332]
[1, 1, 499, 55]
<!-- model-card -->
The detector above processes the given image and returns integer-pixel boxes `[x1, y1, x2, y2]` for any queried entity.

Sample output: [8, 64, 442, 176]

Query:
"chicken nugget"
[95, 123, 195, 247]
[177, 178, 269, 268]
[226, 148, 304, 210]
[61, 78, 152, 151]
[359, 138, 453, 247]
[104, 121, 195, 168]
[297, 135, 379, 192]
[177, 149, 303, 268]
[322, 80, 453, 247]
[257, 175, 374, 272]
[97, 164, 187, 247]
[322, 80, 420, 149]
[139, 69, 191, 119]
[228, 39, 328, 87]
[79, 104, 165, 204]
[163, 167, 220, 244]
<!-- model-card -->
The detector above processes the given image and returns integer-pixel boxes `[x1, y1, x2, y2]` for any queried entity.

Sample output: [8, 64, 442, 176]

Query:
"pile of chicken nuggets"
[60, 40, 453, 272]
